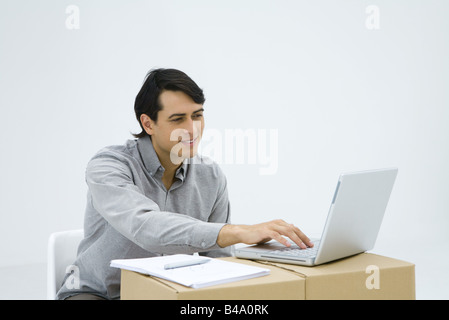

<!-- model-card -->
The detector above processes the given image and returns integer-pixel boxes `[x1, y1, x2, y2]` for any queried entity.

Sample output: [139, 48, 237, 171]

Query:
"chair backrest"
[46, 229, 84, 300]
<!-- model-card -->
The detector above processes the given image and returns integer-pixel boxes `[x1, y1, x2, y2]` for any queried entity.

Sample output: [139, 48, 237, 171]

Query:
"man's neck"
[151, 139, 183, 190]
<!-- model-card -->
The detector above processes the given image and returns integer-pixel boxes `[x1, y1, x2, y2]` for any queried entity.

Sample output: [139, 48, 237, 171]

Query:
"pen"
[164, 258, 210, 270]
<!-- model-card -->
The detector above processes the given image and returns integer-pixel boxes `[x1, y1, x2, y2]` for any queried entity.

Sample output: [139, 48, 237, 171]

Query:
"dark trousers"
[65, 293, 107, 300]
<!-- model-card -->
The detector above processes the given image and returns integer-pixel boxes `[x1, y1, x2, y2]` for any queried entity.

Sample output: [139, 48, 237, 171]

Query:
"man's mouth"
[180, 137, 198, 146]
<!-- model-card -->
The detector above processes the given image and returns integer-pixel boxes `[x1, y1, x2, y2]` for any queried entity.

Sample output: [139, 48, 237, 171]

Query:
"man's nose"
[181, 118, 201, 137]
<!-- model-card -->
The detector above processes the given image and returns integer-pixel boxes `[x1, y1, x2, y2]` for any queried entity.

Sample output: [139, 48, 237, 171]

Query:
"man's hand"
[217, 219, 314, 249]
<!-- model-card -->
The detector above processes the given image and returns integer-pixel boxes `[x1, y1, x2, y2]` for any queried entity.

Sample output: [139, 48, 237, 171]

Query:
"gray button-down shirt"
[56, 136, 231, 300]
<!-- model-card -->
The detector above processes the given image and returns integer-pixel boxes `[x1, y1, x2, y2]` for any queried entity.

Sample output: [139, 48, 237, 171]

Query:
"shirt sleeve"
[200, 173, 232, 258]
[85, 153, 228, 255]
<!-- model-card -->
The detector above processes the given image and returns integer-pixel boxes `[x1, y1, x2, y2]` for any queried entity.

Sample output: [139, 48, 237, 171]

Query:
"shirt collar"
[137, 135, 187, 180]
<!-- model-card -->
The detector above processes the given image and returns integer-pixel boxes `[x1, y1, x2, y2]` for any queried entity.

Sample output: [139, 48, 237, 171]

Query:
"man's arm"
[87, 152, 312, 253]
[217, 220, 314, 249]
[199, 173, 232, 258]
[86, 154, 225, 254]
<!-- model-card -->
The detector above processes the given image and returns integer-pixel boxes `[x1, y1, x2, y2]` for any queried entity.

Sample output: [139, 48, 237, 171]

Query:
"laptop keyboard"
[267, 240, 320, 258]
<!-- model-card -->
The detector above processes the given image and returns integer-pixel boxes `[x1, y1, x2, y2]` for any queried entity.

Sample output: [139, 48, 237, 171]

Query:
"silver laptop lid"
[314, 168, 398, 265]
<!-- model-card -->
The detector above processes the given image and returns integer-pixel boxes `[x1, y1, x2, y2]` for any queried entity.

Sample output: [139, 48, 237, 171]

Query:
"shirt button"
[201, 241, 206, 249]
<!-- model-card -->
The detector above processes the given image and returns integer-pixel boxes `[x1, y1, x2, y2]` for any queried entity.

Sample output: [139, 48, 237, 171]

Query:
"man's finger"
[271, 222, 306, 248]
[292, 225, 313, 247]
[288, 233, 307, 249]
[271, 231, 291, 247]
[279, 223, 312, 249]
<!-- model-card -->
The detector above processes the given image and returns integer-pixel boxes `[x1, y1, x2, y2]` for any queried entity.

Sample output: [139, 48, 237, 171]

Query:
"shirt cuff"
[190, 222, 227, 251]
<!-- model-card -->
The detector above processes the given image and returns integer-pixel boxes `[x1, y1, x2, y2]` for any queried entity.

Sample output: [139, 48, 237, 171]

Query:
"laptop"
[234, 168, 398, 266]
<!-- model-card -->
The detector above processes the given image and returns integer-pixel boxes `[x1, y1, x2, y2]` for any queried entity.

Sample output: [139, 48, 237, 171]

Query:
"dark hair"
[132, 68, 206, 138]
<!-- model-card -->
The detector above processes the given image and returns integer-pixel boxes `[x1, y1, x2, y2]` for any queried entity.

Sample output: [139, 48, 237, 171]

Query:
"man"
[57, 68, 312, 300]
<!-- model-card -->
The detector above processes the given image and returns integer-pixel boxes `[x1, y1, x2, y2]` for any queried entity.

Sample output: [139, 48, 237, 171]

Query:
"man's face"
[141, 90, 204, 166]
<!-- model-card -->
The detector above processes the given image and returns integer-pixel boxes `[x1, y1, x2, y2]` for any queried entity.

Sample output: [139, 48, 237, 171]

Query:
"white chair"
[47, 229, 84, 300]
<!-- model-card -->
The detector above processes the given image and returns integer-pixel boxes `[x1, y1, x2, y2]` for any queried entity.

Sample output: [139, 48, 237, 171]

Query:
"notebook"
[110, 254, 270, 289]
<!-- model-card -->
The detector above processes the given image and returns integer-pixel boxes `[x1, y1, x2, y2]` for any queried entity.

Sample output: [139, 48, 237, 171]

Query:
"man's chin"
[169, 145, 199, 165]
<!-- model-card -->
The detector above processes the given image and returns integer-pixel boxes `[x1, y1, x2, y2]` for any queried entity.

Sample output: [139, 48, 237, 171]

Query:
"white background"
[0, 0, 448, 299]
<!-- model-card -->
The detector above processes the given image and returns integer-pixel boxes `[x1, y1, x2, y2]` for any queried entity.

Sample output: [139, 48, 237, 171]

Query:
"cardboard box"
[120, 253, 415, 300]
[120, 257, 304, 300]
[260, 253, 415, 300]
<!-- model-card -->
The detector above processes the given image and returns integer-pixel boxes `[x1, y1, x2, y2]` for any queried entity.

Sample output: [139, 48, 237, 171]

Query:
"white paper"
[110, 254, 270, 289]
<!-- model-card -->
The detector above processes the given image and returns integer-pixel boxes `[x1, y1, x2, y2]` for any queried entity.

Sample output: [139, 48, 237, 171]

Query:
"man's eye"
[171, 118, 183, 122]
[193, 114, 203, 118]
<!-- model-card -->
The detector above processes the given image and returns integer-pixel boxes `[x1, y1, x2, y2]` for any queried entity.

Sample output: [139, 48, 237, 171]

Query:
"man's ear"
[140, 114, 155, 136]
